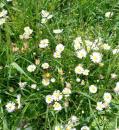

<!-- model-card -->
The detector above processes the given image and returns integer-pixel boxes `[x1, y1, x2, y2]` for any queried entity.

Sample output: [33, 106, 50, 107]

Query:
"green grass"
[0, 0, 119, 130]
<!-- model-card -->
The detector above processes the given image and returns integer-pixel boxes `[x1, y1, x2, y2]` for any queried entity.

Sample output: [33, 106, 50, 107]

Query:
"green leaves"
[11, 62, 36, 83]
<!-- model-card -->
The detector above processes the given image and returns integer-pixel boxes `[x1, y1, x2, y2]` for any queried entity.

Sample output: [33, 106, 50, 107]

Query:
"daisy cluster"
[46, 82, 71, 111]
[1, 3, 119, 130]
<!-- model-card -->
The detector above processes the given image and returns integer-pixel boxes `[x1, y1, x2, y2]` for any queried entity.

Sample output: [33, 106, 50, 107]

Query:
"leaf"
[11, 62, 36, 83]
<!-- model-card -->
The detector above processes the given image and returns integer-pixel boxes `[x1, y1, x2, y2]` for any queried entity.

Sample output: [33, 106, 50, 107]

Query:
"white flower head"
[111, 73, 117, 79]
[18, 82, 27, 89]
[56, 44, 65, 53]
[27, 64, 36, 72]
[53, 29, 63, 34]
[74, 37, 82, 50]
[41, 63, 49, 69]
[42, 78, 50, 86]
[24, 26, 33, 35]
[101, 44, 111, 50]
[83, 69, 90, 76]
[62, 87, 71, 97]
[90, 52, 102, 63]
[76, 49, 87, 59]
[54, 125, 63, 130]
[81, 126, 90, 130]
[6, 101, 16, 112]
[41, 10, 53, 19]
[75, 64, 84, 75]
[41, 18, 47, 24]
[89, 85, 97, 93]
[112, 49, 119, 54]
[103, 92, 112, 103]
[71, 115, 78, 123]
[52, 90, 63, 101]
[45, 95, 53, 104]
[0, 18, 6, 25]
[31, 84, 37, 89]
[53, 51, 61, 58]
[0, 9, 7, 18]
[96, 102, 104, 111]
[51, 78, 56, 83]
[114, 82, 119, 94]
[53, 102, 62, 111]
[39, 39, 49, 48]
[105, 12, 114, 18]
[76, 78, 81, 82]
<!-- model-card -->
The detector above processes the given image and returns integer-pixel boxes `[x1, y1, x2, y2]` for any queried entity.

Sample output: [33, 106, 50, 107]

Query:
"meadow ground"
[0, 0, 119, 130]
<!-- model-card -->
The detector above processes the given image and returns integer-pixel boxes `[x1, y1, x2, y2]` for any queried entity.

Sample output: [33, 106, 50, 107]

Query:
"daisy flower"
[45, 95, 53, 104]
[103, 92, 112, 103]
[56, 44, 65, 53]
[41, 63, 49, 69]
[96, 102, 104, 111]
[90, 52, 102, 63]
[74, 37, 82, 50]
[42, 78, 50, 86]
[75, 64, 84, 75]
[89, 85, 97, 93]
[76, 49, 87, 59]
[6, 101, 16, 112]
[31, 84, 37, 89]
[0, 9, 7, 18]
[27, 64, 36, 72]
[81, 126, 90, 130]
[53, 51, 61, 58]
[62, 87, 71, 97]
[52, 90, 63, 101]
[18, 82, 27, 89]
[39, 39, 49, 48]
[53, 102, 62, 111]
